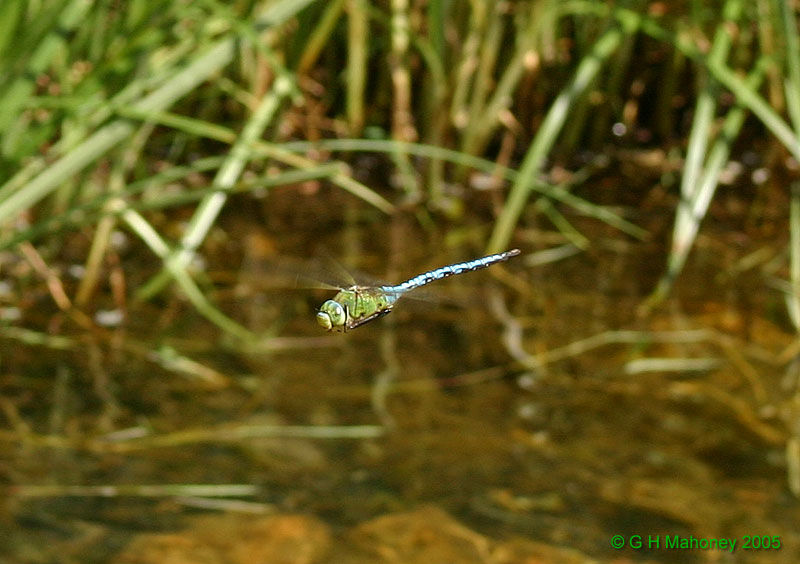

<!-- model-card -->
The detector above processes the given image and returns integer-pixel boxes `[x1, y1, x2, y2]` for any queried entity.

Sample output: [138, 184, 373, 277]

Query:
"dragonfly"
[316, 249, 521, 332]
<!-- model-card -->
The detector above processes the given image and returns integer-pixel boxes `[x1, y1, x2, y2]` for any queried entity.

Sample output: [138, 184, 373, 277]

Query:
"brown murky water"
[2, 182, 799, 563]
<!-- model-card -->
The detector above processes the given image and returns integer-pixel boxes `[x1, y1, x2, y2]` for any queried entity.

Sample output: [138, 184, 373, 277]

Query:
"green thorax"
[316, 286, 398, 332]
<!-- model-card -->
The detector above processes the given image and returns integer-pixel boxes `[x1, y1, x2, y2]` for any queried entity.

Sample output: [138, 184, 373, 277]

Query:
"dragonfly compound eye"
[317, 300, 346, 330]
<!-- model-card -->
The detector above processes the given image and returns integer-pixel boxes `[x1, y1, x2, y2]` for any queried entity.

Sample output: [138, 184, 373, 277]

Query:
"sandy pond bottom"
[113, 505, 595, 564]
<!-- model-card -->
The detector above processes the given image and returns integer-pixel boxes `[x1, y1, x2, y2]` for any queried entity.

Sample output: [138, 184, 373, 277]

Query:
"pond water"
[2, 182, 799, 563]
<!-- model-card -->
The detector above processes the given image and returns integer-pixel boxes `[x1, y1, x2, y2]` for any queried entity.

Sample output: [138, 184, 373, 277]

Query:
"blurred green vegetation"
[0, 0, 798, 335]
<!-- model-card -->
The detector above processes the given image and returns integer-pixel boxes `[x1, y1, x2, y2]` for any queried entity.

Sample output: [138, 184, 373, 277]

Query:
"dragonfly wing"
[241, 256, 356, 291]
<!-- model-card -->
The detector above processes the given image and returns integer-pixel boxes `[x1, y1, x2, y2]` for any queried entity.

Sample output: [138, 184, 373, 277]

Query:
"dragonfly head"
[317, 299, 347, 331]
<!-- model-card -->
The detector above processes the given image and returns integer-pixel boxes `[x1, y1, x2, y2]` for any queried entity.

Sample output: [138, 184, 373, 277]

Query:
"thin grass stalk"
[417, 4, 448, 204]
[487, 18, 638, 254]
[427, 0, 445, 56]
[790, 183, 800, 329]
[48, 365, 70, 436]
[422, 96, 448, 209]
[0, 326, 75, 350]
[75, 173, 123, 308]
[450, 1, 486, 131]
[788, 435, 800, 497]
[390, 0, 413, 140]
[113, 106, 238, 143]
[346, 0, 367, 134]
[756, 0, 783, 108]
[416, 2, 448, 123]
[424, 142, 447, 208]
[7, 484, 259, 499]
[653, 44, 686, 139]
[788, 182, 800, 497]
[680, 80, 715, 209]
[540, 202, 590, 249]
[536, 0, 561, 63]
[389, 0, 418, 197]
[297, 0, 345, 75]
[460, 3, 505, 154]
[777, 0, 800, 130]
[105, 423, 385, 451]
[560, 11, 608, 152]
[76, 121, 155, 306]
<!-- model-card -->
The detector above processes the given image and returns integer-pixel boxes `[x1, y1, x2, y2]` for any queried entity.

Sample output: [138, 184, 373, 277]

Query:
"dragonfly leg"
[347, 306, 394, 330]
